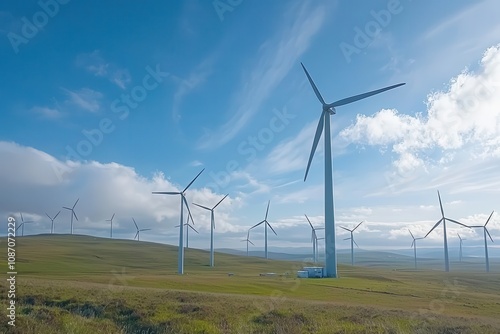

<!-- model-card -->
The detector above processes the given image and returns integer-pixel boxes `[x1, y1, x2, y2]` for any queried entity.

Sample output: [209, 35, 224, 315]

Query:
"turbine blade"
[16, 223, 23, 231]
[353, 240, 359, 248]
[267, 222, 277, 235]
[45, 212, 51, 219]
[447, 218, 470, 228]
[188, 224, 199, 234]
[411, 240, 414, 248]
[437, 190, 445, 218]
[183, 168, 205, 193]
[485, 211, 494, 227]
[213, 194, 229, 209]
[134, 232, 139, 240]
[265, 200, 270, 220]
[73, 198, 79, 209]
[250, 221, 265, 229]
[457, 233, 461, 240]
[183, 196, 195, 225]
[249, 240, 255, 246]
[408, 229, 415, 239]
[424, 218, 443, 238]
[304, 111, 325, 181]
[305, 214, 314, 229]
[62, 207, 71, 210]
[330, 83, 405, 107]
[132, 218, 138, 230]
[193, 203, 211, 211]
[353, 221, 363, 231]
[300, 62, 326, 105]
[73, 211, 79, 221]
[54, 211, 60, 219]
[20, 212, 24, 222]
[111, 213, 115, 220]
[485, 228, 494, 243]
[141, 229, 151, 232]
[340, 226, 350, 232]
[343, 237, 350, 241]
[152, 191, 180, 195]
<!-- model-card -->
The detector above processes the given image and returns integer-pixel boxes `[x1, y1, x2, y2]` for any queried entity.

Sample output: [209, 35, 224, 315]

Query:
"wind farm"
[2, 1, 500, 332]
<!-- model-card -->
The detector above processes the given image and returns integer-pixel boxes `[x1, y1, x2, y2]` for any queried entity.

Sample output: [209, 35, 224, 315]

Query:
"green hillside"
[1, 235, 500, 333]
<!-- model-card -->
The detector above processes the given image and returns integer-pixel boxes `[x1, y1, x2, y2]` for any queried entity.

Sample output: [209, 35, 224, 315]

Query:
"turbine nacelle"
[324, 105, 336, 115]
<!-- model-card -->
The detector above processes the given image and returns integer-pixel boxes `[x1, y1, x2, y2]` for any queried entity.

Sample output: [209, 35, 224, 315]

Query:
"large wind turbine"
[457, 233, 466, 262]
[132, 218, 151, 241]
[175, 211, 198, 249]
[45, 211, 60, 234]
[16, 213, 33, 237]
[340, 222, 363, 266]
[250, 200, 277, 259]
[106, 213, 115, 238]
[242, 230, 254, 257]
[63, 198, 79, 234]
[193, 194, 228, 267]
[152, 169, 204, 274]
[424, 191, 470, 272]
[305, 214, 324, 263]
[409, 229, 424, 269]
[301, 62, 405, 277]
[469, 211, 495, 272]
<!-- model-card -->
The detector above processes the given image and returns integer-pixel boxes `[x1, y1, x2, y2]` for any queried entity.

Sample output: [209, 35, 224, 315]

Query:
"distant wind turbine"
[193, 193, 228, 267]
[175, 211, 198, 249]
[152, 168, 204, 274]
[242, 230, 254, 257]
[301, 62, 405, 277]
[424, 191, 470, 272]
[409, 229, 424, 270]
[63, 198, 79, 234]
[469, 211, 495, 272]
[250, 200, 277, 259]
[305, 214, 324, 263]
[340, 222, 363, 265]
[132, 218, 151, 241]
[106, 213, 115, 238]
[16, 213, 33, 237]
[45, 211, 60, 234]
[457, 233, 466, 262]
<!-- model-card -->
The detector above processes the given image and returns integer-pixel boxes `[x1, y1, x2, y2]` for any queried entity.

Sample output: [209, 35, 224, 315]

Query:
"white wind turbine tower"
[469, 211, 495, 272]
[409, 229, 424, 270]
[242, 230, 254, 257]
[106, 213, 115, 238]
[152, 169, 204, 275]
[301, 62, 405, 277]
[63, 198, 79, 235]
[424, 190, 470, 272]
[193, 194, 228, 267]
[305, 214, 324, 263]
[45, 211, 60, 234]
[250, 200, 277, 259]
[340, 222, 363, 266]
[16, 213, 33, 237]
[457, 233, 466, 262]
[175, 211, 198, 249]
[132, 218, 151, 241]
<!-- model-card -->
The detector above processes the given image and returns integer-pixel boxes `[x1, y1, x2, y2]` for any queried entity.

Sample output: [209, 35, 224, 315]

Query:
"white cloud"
[62, 87, 103, 113]
[198, 1, 330, 149]
[76, 50, 131, 89]
[31, 106, 63, 119]
[340, 44, 500, 175]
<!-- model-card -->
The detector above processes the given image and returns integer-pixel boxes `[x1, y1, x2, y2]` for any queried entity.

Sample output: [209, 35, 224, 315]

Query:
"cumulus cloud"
[339, 44, 500, 174]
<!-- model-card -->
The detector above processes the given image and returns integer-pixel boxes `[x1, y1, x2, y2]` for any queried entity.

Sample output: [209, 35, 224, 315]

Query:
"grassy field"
[1, 235, 500, 333]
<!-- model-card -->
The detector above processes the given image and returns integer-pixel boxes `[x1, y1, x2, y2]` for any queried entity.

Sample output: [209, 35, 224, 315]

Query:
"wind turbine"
[193, 193, 228, 267]
[457, 233, 466, 262]
[305, 214, 324, 263]
[340, 222, 363, 266]
[242, 230, 254, 257]
[106, 213, 115, 238]
[62, 198, 79, 234]
[250, 200, 277, 259]
[16, 213, 33, 237]
[45, 211, 60, 234]
[424, 191, 470, 272]
[301, 62, 405, 277]
[152, 168, 204, 274]
[409, 229, 424, 269]
[469, 211, 495, 272]
[132, 218, 151, 241]
[175, 211, 198, 249]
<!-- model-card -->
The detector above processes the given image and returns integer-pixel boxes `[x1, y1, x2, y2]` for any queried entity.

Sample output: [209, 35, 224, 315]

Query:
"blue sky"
[1, 0, 499, 254]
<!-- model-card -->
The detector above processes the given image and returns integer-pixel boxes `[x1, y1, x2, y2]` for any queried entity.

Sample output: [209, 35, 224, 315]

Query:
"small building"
[296, 270, 308, 278]
[302, 267, 325, 278]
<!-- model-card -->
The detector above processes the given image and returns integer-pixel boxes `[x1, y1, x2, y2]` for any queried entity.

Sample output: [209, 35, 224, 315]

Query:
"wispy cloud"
[198, 1, 330, 149]
[62, 87, 103, 113]
[76, 50, 131, 89]
[31, 106, 63, 120]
